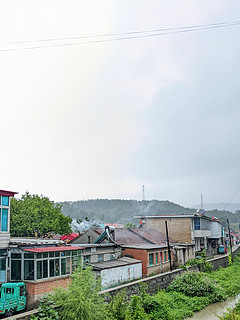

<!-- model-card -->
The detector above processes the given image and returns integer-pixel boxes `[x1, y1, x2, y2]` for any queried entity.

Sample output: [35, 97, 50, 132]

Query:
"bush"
[167, 271, 225, 302]
[53, 267, 109, 320]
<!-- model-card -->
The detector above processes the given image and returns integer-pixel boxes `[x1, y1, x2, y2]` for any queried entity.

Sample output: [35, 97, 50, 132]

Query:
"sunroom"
[10, 246, 83, 282]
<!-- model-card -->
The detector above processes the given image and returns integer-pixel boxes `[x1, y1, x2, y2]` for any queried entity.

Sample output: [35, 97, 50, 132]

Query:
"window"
[83, 255, 90, 264]
[194, 217, 201, 230]
[164, 251, 167, 262]
[1, 209, 8, 231]
[156, 253, 158, 264]
[149, 253, 154, 266]
[98, 254, 103, 262]
[24, 260, 34, 280]
[20, 286, 24, 296]
[37, 261, 42, 279]
[2, 196, 9, 206]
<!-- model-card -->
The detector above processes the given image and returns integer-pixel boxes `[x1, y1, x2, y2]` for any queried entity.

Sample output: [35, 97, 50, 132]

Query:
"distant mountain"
[59, 199, 240, 232]
[192, 203, 240, 213]
[59, 199, 196, 224]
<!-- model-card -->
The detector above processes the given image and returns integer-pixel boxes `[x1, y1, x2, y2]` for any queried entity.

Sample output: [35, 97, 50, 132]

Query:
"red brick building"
[122, 244, 172, 276]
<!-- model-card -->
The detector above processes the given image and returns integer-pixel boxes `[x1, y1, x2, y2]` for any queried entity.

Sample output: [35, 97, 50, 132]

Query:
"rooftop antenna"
[142, 185, 145, 201]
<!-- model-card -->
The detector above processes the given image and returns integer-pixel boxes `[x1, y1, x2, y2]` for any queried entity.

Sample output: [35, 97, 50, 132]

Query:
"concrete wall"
[101, 245, 240, 301]
[145, 217, 192, 243]
[101, 263, 142, 289]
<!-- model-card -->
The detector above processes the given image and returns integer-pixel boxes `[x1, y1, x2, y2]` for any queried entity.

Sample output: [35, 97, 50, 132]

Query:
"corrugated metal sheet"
[24, 246, 84, 253]
[90, 257, 141, 270]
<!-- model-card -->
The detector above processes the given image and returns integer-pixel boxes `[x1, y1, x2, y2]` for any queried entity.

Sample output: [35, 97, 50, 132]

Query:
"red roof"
[60, 233, 79, 241]
[24, 246, 84, 253]
[0, 190, 18, 197]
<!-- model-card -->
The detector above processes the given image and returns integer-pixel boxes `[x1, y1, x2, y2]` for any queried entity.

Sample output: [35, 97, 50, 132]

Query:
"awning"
[23, 246, 84, 253]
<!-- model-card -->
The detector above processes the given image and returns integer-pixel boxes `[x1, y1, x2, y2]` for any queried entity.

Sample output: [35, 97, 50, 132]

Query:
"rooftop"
[90, 256, 141, 270]
[24, 246, 84, 253]
[0, 190, 18, 197]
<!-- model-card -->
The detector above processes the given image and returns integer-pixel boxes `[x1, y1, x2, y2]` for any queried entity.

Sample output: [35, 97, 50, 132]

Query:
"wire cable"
[0, 20, 240, 52]
[1, 20, 240, 45]
[223, 186, 240, 211]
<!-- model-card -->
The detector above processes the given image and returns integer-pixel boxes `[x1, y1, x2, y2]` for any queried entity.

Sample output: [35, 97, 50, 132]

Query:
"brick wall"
[26, 276, 70, 309]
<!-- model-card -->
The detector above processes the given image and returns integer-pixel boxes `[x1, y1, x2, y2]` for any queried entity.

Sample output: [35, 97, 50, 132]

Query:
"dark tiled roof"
[115, 228, 175, 245]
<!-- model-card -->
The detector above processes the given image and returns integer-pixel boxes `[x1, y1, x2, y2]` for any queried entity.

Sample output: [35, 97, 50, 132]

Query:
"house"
[9, 237, 84, 307]
[135, 213, 223, 254]
[0, 189, 17, 283]
[70, 228, 103, 244]
[114, 228, 194, 275]
[60, 233, 79, 243]
[122, 244, 172, 276]
[70, 241, 142, 289]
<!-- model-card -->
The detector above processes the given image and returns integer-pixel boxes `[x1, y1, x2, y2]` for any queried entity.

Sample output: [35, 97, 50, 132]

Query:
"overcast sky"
[1, 1, 240, 207]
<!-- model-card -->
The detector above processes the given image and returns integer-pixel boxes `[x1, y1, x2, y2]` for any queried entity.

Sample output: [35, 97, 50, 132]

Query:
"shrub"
[53, 267, 109, 320]
[167, 271, 225, 302]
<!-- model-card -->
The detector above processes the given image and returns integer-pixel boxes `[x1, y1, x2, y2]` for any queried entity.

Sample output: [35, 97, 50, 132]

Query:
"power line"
[223, 186, 240, 211]
[1, 20, 239, 45]
[0, 20, 240, 52]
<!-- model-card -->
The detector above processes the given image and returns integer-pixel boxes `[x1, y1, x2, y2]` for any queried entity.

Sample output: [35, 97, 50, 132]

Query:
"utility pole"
[227, 218, 233, 262]
[165, 221, 173, 271]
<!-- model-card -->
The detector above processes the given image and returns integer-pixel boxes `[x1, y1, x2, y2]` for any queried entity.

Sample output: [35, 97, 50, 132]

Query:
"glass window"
[1, 209, 8, 232]
[66, 258, 71, 274]
[43, 253, 48, 258]
[50, 259, 55, 277]
[55, 259, 60, 276]
[194, 217, 201, 230]
[83, 255, 90, 264]
[11, 253, 21, 259]
[36, 253, 42, 259]
[149, 253, 154, 266]
[0, 250, 6, 257]
[164, 251, 167, 262]
[37, 261, 42, 279]
[20, 286, 24, 296]
[2, 196, 9, 206]
[72, 251, 77, 256]
[61, 259, 66, 275]
[55, 252, 60, 257]
[98, 254, 103, 262]
[43, 260, 48, 278]
[24, 260, 34, 280]
[156, 253, 158, 264]
[49, 252, 54, 258]
[0, 258, 6, 282]
[24, 253, 34, 259]
[11, 260, 21, 281]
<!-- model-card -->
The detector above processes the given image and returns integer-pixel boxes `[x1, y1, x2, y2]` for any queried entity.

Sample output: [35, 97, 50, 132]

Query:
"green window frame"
[164, 251, 167, 262]
[149, 253, 154, 266]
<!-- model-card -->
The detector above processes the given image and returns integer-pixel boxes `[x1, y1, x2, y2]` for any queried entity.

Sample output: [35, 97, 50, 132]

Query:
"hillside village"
[0, 188, 239, 316]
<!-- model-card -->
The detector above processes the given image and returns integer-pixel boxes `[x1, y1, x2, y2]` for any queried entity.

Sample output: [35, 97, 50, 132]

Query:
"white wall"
[100, 263, 142, 289]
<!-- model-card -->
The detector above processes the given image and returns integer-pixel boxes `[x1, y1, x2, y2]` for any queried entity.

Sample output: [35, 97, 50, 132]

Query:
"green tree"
[53, 267, 109, 320]
[124, 222, 136, 229]
[10, 192, 72, 237]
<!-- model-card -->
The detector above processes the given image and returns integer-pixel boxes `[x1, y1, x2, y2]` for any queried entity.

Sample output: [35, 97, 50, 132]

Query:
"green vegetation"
[11, 192, 72, 237]
[218, 301, 240, 319]
[33, 255, 240, 320]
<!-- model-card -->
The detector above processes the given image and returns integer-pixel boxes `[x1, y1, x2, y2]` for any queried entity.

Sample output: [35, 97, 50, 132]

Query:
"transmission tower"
[142, 185, 145, 201]
[201, 193, 204, 210]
